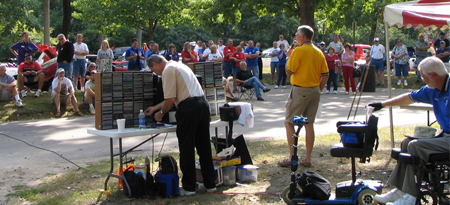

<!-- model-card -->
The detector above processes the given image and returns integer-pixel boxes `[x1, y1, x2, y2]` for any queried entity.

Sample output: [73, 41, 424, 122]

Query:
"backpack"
[157, 155, 178, 174]
[297, 171, 332, 200]
[118, 157, 157, 199]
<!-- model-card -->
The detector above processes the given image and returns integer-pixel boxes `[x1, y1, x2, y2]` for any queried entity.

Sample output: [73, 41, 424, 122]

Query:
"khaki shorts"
[51, 93, 70, 104]
[285, 86, 320, 124]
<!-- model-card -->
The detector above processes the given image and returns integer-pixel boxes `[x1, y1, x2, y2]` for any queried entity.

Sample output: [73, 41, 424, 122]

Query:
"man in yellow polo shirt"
[279, 25, 329, 168]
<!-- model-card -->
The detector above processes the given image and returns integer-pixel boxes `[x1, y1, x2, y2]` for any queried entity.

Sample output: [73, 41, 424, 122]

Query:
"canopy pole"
[385, 22, 395, 148]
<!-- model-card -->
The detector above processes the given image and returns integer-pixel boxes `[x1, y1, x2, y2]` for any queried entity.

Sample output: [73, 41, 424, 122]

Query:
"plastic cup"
[117, 119, 126, 132]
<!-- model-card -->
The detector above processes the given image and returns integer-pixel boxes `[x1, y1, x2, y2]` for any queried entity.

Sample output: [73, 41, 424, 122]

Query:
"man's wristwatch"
[160, 110, 164, 115]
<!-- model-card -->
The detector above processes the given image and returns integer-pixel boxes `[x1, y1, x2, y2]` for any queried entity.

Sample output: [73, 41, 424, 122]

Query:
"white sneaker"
[179, 187, 196, 196]
[89, 106, 95, 115]
[353, 92, 356, 95]
[21, 90, 27, 98]
[374, 189, 405, 203]
[386, 194, 416, 205]
[282, 86, 286, 89]
[15, 100, 23, 107]
[404, 80, 408, 86]
[333, 90, 337, 94]
[325, 90, 330, 94]
[81, 87, 85, 92]
[34, 90, 41, 97]
[198, 183, 217, 193]
[274, 85, 279, 89]
[397, 80, 401, 85]
[345, 92, 349, 95]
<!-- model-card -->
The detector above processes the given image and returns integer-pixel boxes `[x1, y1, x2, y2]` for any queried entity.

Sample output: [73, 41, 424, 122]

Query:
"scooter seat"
[330, 143, 364, 158]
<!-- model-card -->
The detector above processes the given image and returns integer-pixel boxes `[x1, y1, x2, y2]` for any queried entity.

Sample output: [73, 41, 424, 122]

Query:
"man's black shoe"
[415, 80, 421, 83]
[263, 88, 271, 93]
[257, 97, 265, 101]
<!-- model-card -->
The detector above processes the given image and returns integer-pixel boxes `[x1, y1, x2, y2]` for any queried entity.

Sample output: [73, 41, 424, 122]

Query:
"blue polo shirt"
[436, 47, 450, 63]
[125, 47, 144, 71]
[10, 41, 38, 65]
[244, 47, 259, 66]
[410, 75, 450, 133]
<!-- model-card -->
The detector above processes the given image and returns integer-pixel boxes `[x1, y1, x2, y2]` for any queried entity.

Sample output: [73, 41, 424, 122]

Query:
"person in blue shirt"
[125, 38, 145, 71]
[145, 41, 155, 61]
[244, 40, 260, 78]
[198, 42, 206, 62]
[276, 43, 288, 89]
[369, 57, 450, 205]
[10, 32, 39, 66]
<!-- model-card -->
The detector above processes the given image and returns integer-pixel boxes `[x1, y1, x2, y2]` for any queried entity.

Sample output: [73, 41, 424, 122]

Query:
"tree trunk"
[147, 18, 158, 43]
[299, 0, 315, 29]
[44, 0, 50, 45]
[62, 0, 72, 39]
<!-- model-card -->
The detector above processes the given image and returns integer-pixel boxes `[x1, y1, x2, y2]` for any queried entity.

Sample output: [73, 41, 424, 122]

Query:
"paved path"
[0, 87, 432, 203]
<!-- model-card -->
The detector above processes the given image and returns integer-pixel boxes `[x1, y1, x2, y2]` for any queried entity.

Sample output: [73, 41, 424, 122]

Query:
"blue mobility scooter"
[281, 114, 383, 205]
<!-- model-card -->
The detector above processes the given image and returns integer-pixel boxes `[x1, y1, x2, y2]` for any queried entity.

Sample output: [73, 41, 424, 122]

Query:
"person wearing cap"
[51, 68, 83, 117]
[427, 41, 435, 56]
[0, 65, 23, 107]
[56, 34, 75, 80]
[368, 56, 450, 205]
[268, 41, 280, 85]
[369, 37, 386, 86]
[10, 32, 39, 65]
[415, 33, 431, 83]
[433, 32, 449, 50]
[17, 53, 45, 97]
[319, 41, 327, 54]
[436, 41, 450, 72]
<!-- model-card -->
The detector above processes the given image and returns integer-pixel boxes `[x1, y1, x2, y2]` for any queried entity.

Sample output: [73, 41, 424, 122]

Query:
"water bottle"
[138, 109, 145, 130]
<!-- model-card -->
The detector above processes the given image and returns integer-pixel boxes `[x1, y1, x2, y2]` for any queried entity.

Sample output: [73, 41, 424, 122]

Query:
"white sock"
[89, 104, 94, 108]
[37, 89, 41, 92]
[15, 95, 20, 101]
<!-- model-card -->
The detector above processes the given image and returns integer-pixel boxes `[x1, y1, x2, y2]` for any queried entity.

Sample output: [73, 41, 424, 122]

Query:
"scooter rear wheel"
[281, 185, 301, 205]
[357, 189, 377, 205]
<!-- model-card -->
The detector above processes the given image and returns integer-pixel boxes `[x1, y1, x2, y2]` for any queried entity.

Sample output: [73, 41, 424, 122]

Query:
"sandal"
[75, 111, 83, 116]
[55, 111, 60, 117]
[278, 159, 291, 167]
[300, 161, 312, 168]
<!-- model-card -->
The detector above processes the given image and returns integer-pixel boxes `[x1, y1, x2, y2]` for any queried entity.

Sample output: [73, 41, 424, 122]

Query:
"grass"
[0, 90, 91, 122]
[5, 124, 428, 205]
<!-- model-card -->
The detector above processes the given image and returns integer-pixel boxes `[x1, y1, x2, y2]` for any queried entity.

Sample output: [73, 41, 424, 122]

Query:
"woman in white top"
[207, 45, 223, 62]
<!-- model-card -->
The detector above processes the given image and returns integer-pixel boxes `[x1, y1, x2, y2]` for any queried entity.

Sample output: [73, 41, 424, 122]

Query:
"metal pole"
[385, 22, 394, 148]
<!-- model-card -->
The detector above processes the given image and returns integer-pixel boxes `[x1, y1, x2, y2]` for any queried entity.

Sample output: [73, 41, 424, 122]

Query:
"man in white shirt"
[277, 34, 289, 50]
[201, 40, 214, 61]
[369, 37, 386, 86]
[73, 34, 89, 91]
[328, 34, 344, 57]
[52, 68, 82, 117]
[84, 70, 96, 115]
[268, 41, 280, 85]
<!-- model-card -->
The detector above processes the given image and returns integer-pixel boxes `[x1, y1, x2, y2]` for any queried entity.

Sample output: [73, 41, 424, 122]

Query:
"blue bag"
[155, 172, 179, 198]
[340, 122, 365, 148]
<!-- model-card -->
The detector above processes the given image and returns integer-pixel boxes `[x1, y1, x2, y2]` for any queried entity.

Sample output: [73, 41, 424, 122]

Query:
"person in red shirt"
[181, 42, 198, 63]
[223, 38, 237, 90]
[17, 53, 45, 97]
[229, 45, 246, 92]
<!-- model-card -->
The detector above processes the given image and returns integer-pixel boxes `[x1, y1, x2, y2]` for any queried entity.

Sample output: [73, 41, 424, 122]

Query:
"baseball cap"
[419, 33, 424, 37]
[373, 37, 380, 41]
[440, 32, 445, 35]
[320, 41, 326, 45]
[56, 68, 65, 74]
[441, 41, 446, 44]
[24, 53, 32, 58]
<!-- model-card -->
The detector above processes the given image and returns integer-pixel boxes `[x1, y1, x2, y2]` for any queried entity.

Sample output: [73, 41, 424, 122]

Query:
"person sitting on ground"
[85, 63, 97, 81]
[52, 68, 82, 117]
[0, 65, 23, 107]
[17, 53, 45, 97]
[84, 70, 96, 115]
[235, 61, 270, 101]
[368, 57, 450, 205]
[222, 77, 238, 101]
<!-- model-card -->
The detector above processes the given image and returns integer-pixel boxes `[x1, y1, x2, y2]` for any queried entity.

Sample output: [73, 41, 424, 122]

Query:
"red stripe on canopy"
[402, 10, 450, 28]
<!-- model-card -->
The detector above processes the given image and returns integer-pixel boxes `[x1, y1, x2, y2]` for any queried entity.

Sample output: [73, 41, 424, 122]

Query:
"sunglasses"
[58, 38, 64, 41]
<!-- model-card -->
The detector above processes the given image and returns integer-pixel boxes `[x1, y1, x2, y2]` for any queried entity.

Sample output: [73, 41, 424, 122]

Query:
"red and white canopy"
[384, 0, 450, 30]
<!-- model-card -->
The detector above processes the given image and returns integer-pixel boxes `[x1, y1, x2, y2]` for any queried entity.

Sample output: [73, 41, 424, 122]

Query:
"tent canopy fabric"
[384, 0, 450, 30]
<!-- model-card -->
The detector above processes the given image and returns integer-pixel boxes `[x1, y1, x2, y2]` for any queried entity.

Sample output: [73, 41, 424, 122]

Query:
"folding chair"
[238, 83, 255, 100]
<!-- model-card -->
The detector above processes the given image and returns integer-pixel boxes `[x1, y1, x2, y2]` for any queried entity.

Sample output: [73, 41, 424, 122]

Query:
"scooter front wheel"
[357, 189, 377, 205]
[281, 185, 301, 205]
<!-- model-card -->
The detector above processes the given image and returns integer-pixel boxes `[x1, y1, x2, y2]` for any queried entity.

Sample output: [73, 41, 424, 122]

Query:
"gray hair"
[0, 65, 5, 70]
[419, 57, 447, 76]
[57, 34, 65, 39]
[147, 54, 165, 68]
[240, 61, 247, 66]
[297, 25, 314, 40]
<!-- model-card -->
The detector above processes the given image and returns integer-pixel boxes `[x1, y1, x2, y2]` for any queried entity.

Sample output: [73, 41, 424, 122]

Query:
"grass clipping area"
[6, 125, 423, 205]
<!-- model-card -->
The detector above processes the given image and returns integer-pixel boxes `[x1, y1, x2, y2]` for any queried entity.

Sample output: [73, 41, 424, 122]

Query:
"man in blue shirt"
[244, 40, 260, 78]
[125, 38, 145, 71]
[369, 57, 450, 205]
[436, 41, 450, 72]
[10, 32, 39, 65]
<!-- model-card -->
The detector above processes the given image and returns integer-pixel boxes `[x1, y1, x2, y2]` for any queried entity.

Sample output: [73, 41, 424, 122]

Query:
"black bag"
[297, 171, 331, 200]
[219, 103, 238, 122]
[123, 157, 157, 199]
[353, 67, 362, 78]
[157, 155, 178, 174]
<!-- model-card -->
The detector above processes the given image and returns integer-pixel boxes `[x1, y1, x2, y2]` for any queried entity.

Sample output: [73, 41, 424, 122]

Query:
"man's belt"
[373, 58, 383, 61]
